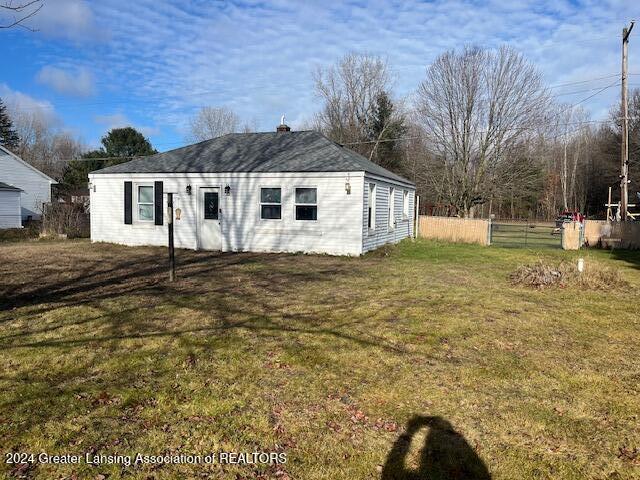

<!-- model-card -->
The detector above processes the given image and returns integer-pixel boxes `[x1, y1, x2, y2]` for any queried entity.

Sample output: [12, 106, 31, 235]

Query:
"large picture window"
[368, 183, 376, 230]
[295, 187, 317, 221]
[260, 187, 281, 219]
[137, 185, 154, 222]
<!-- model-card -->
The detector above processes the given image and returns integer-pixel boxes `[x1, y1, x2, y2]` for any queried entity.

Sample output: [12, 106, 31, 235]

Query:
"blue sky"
[1, 0, 639, 151]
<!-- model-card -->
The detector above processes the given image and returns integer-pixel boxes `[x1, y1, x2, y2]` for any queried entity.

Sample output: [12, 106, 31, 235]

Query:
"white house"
[0, 182, 23, 229]
[0, 145, 56, 223]
[89, 125, 415, 256]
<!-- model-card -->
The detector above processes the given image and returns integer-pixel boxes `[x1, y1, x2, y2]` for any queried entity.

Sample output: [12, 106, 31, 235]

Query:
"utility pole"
[621, 21, 634, 222]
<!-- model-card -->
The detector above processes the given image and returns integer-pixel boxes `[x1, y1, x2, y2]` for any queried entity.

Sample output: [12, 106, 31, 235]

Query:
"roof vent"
[276, 114, 291, 133]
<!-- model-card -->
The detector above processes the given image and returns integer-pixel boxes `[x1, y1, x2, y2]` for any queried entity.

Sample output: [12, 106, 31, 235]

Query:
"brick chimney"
[276, 114, 291, 133]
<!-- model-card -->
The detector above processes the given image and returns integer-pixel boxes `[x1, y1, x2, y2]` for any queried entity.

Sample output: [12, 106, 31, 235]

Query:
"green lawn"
[0, 239, 638, 479]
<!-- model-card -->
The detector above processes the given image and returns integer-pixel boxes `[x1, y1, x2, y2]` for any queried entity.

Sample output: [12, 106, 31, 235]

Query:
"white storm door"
[198, 187, 222, 250]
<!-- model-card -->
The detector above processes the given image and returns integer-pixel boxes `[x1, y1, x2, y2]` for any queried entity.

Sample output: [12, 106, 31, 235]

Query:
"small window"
[388, 187, 395, 229]
[403, 190, 409, 218]
[137, 185, 154, 221]
[295, 187, 317, 221]
[261, 187, 281, 219]
[204, 191, 219, 219]
[368, 183, 376, 230]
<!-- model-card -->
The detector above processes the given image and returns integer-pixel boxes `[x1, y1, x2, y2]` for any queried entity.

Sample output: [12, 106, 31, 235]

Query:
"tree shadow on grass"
[382, 416, 490, 480]
[0, 243, 415, 451]
[607, 247, 640, 270]
[0, 243, 412, 355]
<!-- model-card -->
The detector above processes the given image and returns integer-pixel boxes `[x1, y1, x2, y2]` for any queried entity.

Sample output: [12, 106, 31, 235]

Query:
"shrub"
[42, 203, 90, 239]
[0, 224, 39, 242]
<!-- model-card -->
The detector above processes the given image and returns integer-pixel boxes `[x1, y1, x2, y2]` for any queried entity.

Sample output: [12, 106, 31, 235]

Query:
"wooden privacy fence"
[418, 215, 490, 245]
[417, 216, 640, 249]
[583, 220, 640, 249]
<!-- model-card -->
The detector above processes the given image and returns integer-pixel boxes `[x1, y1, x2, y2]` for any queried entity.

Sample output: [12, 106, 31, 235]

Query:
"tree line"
[0, 46, 636, 219]
[310, 50, 637, 220]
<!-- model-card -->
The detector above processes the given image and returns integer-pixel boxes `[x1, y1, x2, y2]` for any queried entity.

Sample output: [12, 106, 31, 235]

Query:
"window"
[368, 183, 376, 230]
[295, 187, 317, 220]
[260, 187, 281, 219]
[204, 191, 219, 220]
[403, 190, 409, 219]
[388, 187, 395, 229]
[137, 185, 154, 221]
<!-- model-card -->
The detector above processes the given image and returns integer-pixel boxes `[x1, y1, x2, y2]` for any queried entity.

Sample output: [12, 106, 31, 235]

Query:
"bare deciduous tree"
[7, 101, 84, 179]
[415, 46, 550, 217]
[188, 106, 241, 142]
[313, 53, 393, 157]
[0, 0, 43, 29]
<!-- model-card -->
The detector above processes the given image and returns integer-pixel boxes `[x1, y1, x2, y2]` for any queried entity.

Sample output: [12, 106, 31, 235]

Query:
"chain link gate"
[490, 222, 562, 248]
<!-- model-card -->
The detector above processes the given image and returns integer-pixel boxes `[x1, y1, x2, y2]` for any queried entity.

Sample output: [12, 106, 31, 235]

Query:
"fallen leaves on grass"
[618, 445, 640, 465]
[373, 418, 398, 432]
[92, 391, 120, 407]
[509, 260, 628, 290]
[9, 461, 34, 478]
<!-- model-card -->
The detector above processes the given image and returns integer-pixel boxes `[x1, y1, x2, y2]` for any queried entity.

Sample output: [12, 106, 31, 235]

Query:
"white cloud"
[36, 66, 95, 97]
[103, 2, 637, 125]
[31, 0, 107, 41]
[94, 113, 159, 137]
[23, 0, 640, 138]
[0, 83, 58, 125]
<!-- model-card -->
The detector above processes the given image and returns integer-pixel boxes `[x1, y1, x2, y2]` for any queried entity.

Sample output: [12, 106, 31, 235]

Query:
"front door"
[198, 187, 222, 250]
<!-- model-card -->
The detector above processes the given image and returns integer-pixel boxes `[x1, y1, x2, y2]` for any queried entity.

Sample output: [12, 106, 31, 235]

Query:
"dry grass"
[0, 239, 639, 480]
[510, 259, 629, 290]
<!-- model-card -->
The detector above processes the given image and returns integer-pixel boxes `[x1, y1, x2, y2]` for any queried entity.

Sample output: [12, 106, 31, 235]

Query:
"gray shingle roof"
[92, 131, 414, 186]
[0, 182, 23, 192]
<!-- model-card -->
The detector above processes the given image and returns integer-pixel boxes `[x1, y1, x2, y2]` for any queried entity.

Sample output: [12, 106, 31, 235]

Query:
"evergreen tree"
[62, 127, 157, 189]
[367, 92, 406, 173]
[0, 98, 20, 150]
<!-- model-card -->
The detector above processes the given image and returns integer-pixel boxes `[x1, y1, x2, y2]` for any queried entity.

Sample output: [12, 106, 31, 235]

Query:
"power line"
[552, 83, 623, 97]
[342, 80, 621, 148]
[547, 74, 619, 89]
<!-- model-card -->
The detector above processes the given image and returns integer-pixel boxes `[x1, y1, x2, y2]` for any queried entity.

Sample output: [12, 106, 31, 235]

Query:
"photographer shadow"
[381, 416, 491, 480]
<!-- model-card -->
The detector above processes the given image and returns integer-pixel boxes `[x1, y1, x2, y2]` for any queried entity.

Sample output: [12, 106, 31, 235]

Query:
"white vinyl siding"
[89, 172, 365, 256]
[0, 190, 22, 229]
[0, 149, 54, 220]
[362, 176, 415, 253]
[89, 171, 414, 256]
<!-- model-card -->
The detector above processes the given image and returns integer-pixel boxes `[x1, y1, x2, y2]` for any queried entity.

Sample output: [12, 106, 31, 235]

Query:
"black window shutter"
[124, 181, 132, 224]
[154, 181, 163, 225]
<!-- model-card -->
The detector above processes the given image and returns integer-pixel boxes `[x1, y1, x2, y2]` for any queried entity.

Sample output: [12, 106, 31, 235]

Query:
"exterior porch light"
[345, 180, 351, 195]
[224, 184, 231, 196]
[186, 184, 192, 195]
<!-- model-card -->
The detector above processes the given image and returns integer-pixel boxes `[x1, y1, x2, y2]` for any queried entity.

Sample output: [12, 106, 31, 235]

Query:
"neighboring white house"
[0, 182, 23, 229]
[0, 145, 56, 222]
[89, 125, 415, 256]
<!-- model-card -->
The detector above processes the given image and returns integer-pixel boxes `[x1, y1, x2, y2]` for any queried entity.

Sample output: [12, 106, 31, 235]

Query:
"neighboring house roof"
[91, 131, 414, 186]
[0, 145, 57, 184]
[0, 181, 23, 192]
